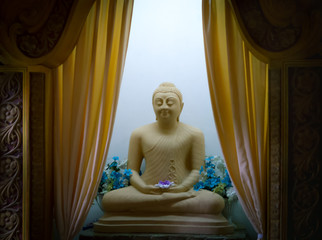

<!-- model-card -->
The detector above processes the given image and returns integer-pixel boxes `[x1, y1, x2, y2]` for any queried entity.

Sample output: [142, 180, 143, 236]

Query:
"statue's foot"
[161, 191, 196, 202]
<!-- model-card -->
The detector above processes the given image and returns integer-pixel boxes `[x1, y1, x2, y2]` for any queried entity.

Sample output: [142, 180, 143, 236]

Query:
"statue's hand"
[167, 184, 189, 193]
[140, 184, 163, 195]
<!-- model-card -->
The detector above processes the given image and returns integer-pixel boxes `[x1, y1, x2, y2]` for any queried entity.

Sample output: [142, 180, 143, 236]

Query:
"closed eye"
[166, 98, 176, 106]
[155, 99, 163, 106]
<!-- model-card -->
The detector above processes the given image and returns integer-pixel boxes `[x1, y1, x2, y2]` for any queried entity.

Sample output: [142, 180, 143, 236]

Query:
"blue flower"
[193, 181, 205, 191]
[98, 157, 133, 194]
[206, 168, 215, 177]
[101, 171, 108, 181]
[199, 166, 204, 174]
[123, 169, 132, 178]
[222, 170, 232, 187]
[205, 177, 220, 189]
[110, 161, 118, 167]
[113, 179, 124, 189]
[205, 158, 214, 168]
[110, 170, 122, 180]
[187, 156, 236, 200]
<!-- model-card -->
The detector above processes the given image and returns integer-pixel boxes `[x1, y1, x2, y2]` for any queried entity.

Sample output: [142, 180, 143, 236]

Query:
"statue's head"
[152, 82, 184, 122]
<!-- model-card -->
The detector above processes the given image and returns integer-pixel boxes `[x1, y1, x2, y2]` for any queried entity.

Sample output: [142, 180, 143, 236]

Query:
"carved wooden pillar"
[0, 67, 53, 240]
[231, 0, 322, 239]
[28, 68, 53, 240]
[0, 70, 24, 240]
[268, 68, 282, 240]
[0, 1, 94, 239]
[286, 63, 321, 240]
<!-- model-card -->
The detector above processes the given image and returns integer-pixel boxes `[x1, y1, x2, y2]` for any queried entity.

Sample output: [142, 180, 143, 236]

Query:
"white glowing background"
[107, 0, 223, 161]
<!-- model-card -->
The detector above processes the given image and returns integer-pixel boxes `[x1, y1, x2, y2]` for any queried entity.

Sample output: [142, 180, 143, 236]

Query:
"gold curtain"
[202, 0, 268, 239]
[53, 0, 133, 239]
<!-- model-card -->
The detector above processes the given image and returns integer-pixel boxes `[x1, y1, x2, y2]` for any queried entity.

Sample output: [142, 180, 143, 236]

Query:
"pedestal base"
[80, 230, 246, 240]
[94, 213, 234, 235]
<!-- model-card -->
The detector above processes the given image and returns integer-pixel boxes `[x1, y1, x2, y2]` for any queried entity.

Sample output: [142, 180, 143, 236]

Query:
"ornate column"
[0, 67, 53, 240]
[286, 63, 321, 240]
[27, 68, 53, 240]
[0, 1, 94, 239]
[0, 71, 24, 240]
[231, 0, 322, 239]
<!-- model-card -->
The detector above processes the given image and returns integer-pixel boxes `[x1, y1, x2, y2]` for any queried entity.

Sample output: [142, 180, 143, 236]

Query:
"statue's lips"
[160, 110, 170, 117]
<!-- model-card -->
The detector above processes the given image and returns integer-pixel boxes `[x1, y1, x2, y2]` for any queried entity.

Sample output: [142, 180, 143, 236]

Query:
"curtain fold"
[53, 0, 133, 239]
[202, 0, 268, 239]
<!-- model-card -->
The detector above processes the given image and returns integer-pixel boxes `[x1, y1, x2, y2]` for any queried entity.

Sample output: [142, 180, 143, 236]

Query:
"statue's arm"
[169, 169, 200, 193]
[169, 130, 205, 193]
[127, 130, 160, 194]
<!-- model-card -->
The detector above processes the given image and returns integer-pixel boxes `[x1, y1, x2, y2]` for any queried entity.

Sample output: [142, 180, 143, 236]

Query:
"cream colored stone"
[94, 82, 233, 234]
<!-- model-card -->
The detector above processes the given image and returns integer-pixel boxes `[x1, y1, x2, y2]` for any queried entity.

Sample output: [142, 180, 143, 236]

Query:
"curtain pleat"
[53, 1, 133, 239]
[202, 1, 268, 239]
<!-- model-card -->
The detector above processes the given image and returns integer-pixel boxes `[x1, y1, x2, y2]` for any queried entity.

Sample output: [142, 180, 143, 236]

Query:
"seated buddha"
[94, 82, 233, 234]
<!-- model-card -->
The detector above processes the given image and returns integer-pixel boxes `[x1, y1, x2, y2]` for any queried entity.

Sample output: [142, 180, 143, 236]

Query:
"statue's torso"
[138, 123, 197, 185]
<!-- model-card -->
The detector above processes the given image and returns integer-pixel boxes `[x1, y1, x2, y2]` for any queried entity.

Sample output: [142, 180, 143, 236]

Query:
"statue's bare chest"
[140, 128, 193, 183]
[141, 129, 192, 156]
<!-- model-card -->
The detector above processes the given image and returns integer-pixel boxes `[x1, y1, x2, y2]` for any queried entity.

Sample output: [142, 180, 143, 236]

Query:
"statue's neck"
[156, 120, 179, 134]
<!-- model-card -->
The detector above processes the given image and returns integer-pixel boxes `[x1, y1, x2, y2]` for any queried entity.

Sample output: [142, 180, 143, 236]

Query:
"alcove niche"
[81, 0, 256, 239]
[1, 0, 322, 239]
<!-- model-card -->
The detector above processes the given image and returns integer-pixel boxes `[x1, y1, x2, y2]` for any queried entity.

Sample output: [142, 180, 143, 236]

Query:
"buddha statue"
[94, 82, 233, 234]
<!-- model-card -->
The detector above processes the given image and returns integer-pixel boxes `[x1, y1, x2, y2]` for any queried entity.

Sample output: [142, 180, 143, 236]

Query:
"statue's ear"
[177, 102, 184, 122]
[181, 102, 184, 112]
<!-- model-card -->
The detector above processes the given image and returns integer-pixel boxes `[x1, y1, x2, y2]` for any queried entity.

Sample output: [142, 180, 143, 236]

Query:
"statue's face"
[153, 92, 182, 122]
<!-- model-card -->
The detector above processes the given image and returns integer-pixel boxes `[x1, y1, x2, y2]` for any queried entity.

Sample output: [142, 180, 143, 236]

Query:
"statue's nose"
[160, 104, 169, 110]
[160, 102, 168, 109]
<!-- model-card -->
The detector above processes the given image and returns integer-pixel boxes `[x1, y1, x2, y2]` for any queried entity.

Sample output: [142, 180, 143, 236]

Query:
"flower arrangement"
[97, 155, 237, 203]
[97, 156, 132, 195]
[193, 155, 237, 202]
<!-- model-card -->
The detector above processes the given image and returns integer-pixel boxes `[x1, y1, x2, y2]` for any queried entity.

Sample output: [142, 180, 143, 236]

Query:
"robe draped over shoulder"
[102, 123, 225, 214]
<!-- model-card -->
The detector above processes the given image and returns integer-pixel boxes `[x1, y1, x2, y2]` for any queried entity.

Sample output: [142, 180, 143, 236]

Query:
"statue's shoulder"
[131, 123, 156, 137]
[180, 122, 204, 137]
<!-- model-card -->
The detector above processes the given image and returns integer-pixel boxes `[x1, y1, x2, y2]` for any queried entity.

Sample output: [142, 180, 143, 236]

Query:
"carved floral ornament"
[289, 66, 321, 239]
[0, 0, 94, 67]
[0, 72, 23, 240]
[231, 0, 322, 60]
[0, 0, 321, 66]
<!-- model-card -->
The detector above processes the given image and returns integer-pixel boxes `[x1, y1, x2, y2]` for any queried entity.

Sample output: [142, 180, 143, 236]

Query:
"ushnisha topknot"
[152, 82, 183, 103]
